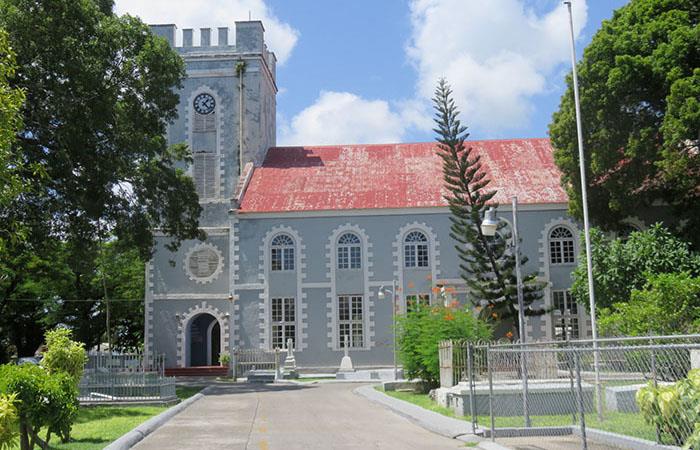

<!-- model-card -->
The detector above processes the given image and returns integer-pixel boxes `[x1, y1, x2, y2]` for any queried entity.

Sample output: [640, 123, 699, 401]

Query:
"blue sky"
[115, 0, 629, 145]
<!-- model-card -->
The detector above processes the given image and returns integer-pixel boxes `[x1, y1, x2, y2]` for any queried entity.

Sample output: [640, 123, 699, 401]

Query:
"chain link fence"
[439, 335, 700, 449]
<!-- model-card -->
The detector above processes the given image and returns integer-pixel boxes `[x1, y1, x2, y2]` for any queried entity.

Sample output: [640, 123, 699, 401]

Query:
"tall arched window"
[191, 90, 218, 200]
[404, 231, 429, 268]
[549, 226, 575, 265]
[271, 234, 295, 271]
[337, 233, 361, 269]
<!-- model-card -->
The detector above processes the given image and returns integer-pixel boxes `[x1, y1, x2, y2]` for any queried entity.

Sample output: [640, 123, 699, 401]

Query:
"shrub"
[396, 303, 491, 388]
[599, 272, 700, 336]
[0, 393, 19, 450]
[0, 364, 78, 450]
[40, 328, 87, 384]
[219, 352, 231, 366]
[637, 368, 700, 448]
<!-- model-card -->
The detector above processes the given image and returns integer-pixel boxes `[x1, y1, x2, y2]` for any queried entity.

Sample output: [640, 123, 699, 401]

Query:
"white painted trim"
[259, 226, 306, 351]
[393, 222, 440, 314]
[206, 319, 218, 365]
[144, 260, 155, 363]
[176, 301, 230, 367]
[183, 242, 225, 284]
[154, 227, 229, 237]
[154, 293, 232, 300]
[621, 216, 647, 232]
[538, 217, 582, 340]
[237, 203, 569, 219]
[326, 223, 374, 351]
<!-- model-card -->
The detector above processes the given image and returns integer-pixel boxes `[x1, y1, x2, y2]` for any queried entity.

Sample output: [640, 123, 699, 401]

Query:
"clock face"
[193, 93, 216, 115]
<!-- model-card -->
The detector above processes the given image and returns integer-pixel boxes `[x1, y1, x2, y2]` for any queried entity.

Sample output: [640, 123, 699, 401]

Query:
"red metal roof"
[238, 139, 568, 213]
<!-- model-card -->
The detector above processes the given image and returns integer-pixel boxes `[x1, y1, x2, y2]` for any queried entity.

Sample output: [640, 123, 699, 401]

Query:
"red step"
[165, 366, 229, 377]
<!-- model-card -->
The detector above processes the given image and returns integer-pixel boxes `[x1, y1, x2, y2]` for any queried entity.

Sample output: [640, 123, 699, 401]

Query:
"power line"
[2, 298, 144, 303]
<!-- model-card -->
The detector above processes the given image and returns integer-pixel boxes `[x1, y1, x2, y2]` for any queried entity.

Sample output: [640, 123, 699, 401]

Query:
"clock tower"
[144, 21, 277, 366]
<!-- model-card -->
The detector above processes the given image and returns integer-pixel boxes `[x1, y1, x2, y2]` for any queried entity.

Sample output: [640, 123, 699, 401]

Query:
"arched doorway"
[188, 313, 221, 366]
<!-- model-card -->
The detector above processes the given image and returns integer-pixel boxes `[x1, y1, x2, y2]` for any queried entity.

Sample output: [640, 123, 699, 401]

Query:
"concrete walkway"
[133, 382, 464, 449]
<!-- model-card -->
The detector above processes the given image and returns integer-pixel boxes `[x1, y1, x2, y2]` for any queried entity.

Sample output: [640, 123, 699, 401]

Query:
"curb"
[354, 385, 512, 450]
[103, 387, 211, 450]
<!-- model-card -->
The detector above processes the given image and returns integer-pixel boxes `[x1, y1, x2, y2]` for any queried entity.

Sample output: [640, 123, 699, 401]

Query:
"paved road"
[134, 382, 464, 450]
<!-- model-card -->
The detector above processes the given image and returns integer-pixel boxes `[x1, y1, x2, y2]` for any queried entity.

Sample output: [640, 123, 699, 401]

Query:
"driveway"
[133, 382, 464, 450]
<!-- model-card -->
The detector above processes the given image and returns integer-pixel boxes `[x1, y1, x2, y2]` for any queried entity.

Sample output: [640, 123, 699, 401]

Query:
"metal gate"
[234, 348, 279, 377]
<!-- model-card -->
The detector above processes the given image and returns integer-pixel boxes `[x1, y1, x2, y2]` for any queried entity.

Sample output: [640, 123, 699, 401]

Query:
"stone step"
[247, 370, 276, 383]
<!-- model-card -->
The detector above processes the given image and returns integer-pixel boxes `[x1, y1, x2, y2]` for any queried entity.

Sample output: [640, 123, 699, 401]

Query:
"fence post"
[487, 343, 495, 442]
[520, 341, 531, 427]
[467, 342, 477, 431]
[574, 349, 588, 450]
[566, 342, 577, 425]
[649, 339, 661, 444]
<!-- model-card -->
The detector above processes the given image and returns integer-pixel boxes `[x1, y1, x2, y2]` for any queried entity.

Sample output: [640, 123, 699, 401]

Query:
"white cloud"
[279, 91, 409, 146]
[114, 0, 299, 65]
[407, 0, 588, 134]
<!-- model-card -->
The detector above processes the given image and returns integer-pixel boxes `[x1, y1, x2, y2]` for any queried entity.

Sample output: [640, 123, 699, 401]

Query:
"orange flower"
[449, 300, 460, 308]
[506, 331, 514, 339]
[446, 287, 456, 294]
[431, 286, 441, 294]
[491, 312, 498, 319]
[444, 313, 455, 321]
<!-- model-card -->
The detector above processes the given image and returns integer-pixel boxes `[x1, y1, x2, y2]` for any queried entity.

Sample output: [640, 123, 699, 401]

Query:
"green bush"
[599, 273, 700, 336]
[40, 328, 87, 384]
[637, 368, 700, 448]
[396, 303, 491, 388]
[218, 352, 231, 366]
[0, 393, 19, 450]
[0, 364, 78, 449]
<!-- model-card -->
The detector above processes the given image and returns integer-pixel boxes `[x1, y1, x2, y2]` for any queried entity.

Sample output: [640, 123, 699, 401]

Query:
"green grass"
[175, 385, 203, 400]
[376, 386, 657, 442]
[11, 386, 204, 449]
[47, 405, 168, 450]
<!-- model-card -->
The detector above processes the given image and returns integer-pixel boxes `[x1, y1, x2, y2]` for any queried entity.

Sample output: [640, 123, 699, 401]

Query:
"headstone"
[691, 350, 700, 369]
[283, 338, 298, 379]
[339, 335, 355, 372]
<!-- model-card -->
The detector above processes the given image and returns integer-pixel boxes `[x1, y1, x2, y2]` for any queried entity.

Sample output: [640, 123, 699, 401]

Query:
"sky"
[114, 0, 629, 146]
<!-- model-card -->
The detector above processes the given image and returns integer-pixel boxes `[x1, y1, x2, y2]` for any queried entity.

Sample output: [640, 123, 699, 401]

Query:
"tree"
[433, 79, 545, 338]
[0, 27, 28, 279]
[0, 0, 203, 356]
[549, 0, 699, 247]
[571, 223, 700, 309]
[598, 272, 700, 336]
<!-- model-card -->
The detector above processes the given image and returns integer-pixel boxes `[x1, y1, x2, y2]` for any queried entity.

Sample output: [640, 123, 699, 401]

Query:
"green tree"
[433, 79, 545, 338]
[599, 272, 700, 336]
[0, 0, 203, 357]
[549, 0, 699, 246]
[572, 224, 700, 309]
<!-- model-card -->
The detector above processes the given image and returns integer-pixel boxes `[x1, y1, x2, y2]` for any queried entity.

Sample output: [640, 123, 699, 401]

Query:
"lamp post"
[378, 281, 398, 380]
[564, 0, 602, 419]
[481, 197, 531, 427]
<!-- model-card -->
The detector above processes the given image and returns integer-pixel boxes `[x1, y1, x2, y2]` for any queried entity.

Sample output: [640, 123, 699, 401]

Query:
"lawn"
[377, 387, 658, 443]
[11, 386, 204, 450]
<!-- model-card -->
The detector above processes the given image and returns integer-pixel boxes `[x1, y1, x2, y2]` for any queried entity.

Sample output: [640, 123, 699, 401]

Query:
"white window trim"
[270, 234, 296, 272]
[337, 232, 362, 270]
[393, 222, 440, 315]
[337, 294, 365, 349]
[548, 225, 576, 266]
[270, 297, 297, 350]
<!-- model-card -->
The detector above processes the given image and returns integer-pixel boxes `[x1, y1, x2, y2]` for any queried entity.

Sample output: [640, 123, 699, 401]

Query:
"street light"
[564, 0, 602, 420]
[378, 281, 399, 381]
[481, 197, 531, 427]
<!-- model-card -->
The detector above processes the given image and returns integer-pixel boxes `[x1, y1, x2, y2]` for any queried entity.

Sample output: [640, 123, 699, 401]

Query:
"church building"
[145, 21, 609, 370]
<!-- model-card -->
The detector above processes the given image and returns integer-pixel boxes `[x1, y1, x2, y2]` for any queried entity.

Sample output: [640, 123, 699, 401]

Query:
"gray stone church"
[145, 21, 638, 370]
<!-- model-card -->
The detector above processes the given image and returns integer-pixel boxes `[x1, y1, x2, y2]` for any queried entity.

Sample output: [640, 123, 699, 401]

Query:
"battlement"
[150, 21, 276, 78]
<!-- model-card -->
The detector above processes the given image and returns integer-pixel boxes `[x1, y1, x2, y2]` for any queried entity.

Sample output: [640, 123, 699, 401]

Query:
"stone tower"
[144, 22, 276, 367]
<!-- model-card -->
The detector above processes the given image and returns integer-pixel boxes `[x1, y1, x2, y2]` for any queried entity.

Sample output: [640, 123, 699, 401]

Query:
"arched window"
[549, 226, 575, 265]
[337, 233, 361, 269]
[271, 234, 295, 271]
[404, 231, 429, 268]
